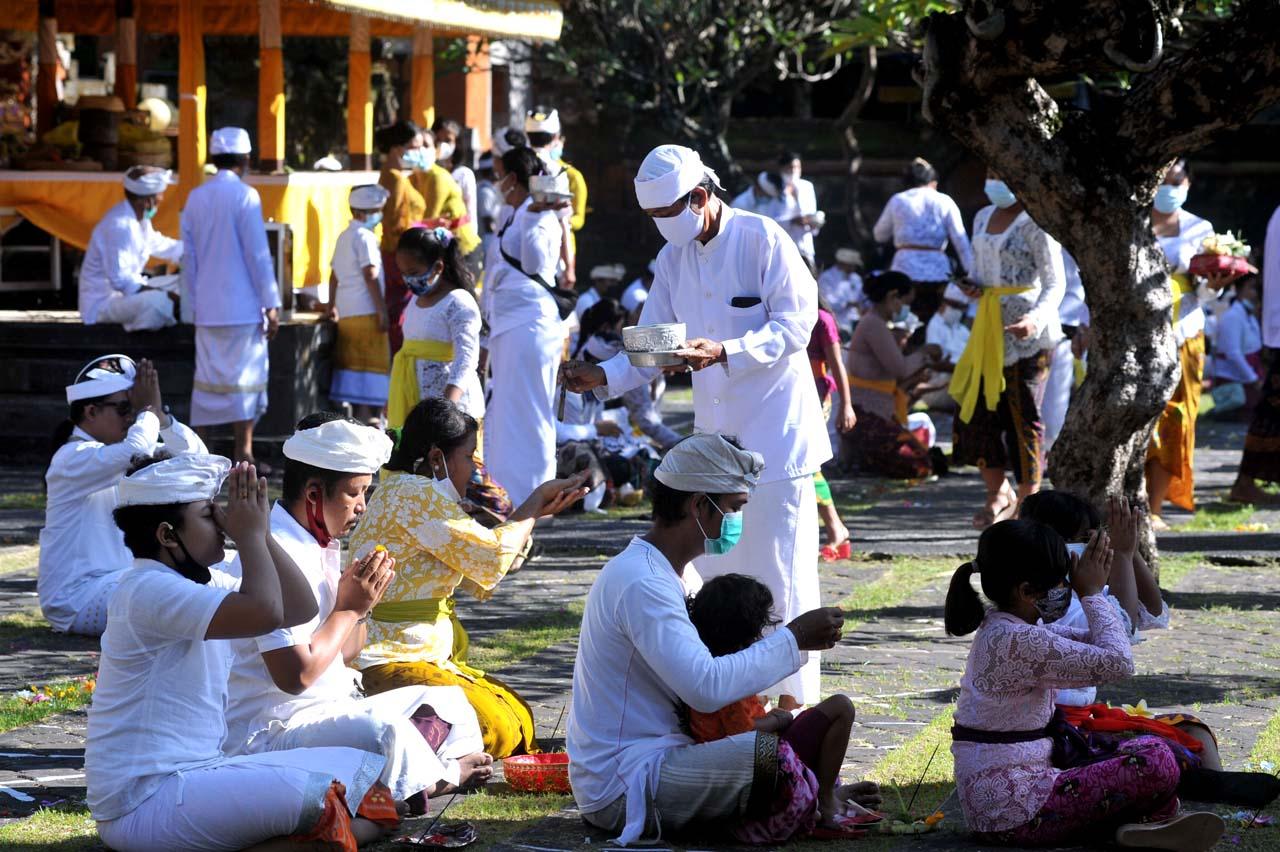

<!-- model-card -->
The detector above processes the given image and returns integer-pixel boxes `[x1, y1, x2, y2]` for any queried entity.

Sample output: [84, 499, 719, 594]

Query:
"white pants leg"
[66, 570, 124, 636]
[486, 316, 562, 505]
[1042, 336, 1074, 451]
[695, 475, 820, 703]
[96, 290, 177, 332]
[95, 747, 384, 852]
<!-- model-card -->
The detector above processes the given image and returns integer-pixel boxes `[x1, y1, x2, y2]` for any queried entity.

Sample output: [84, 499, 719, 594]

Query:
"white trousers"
[96, 290, 176, 332]
[246, 686, 484, 801]
[95, 747, 384, 852]
[486, 316, 562, 505]
[65, 570, 123, 637]
[695, 474, 820, 703]
[1042, 336, 1074, 451]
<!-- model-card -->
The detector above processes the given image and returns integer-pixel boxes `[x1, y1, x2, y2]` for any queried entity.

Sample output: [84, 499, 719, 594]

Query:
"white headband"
[634, 144, 723, 210]
[349, 184, 390, 211]
[122, 169, 174, 196]
[654, 433, 764, 493]
[66, 353, 136, 403]
[282, 419, 393, 474]
[117, 454, 232, 507]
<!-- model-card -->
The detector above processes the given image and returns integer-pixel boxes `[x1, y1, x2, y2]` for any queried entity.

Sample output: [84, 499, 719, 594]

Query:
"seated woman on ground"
[946, 518, 1225, 850]
[685, 573, 880, 842]
[842, 271, 941, 480]
[350, 398, 589, 758]
[87, 455, 395, 851]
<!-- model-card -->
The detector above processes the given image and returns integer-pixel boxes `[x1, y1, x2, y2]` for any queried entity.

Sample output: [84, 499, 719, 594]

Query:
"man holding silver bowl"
[559, 144, 831, 710]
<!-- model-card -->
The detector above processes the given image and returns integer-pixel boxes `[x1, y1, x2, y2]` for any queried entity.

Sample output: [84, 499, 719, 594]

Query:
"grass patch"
[0, 675, 96, 733]
[0, 544, 40, 575]
[0, 806, 98, 851]
[0, 491, 46, 511]
[866, 706, 956, 818]
[1249, 707, 1280, 771]
[836, 557, 953, 626]
[1176, 502, 1266, 532]
[466, 601, 586, 673]
[1156, 551, 1203, 588]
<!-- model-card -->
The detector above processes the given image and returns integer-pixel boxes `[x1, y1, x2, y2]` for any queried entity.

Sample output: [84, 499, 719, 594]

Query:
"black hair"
[687, 574, 780, 656]
[777, 150, 802, 166]
[210, 152, 249, 171]
[944, 519, 1070, 636]
[396, 226, 477, 303]
[281, 411, 363, 502]
[112, 452, 185, 561]
[500, 146, 546, 189]
[431, 118, 462, 138]
[863, 270, 914, 304]
[493, 127, 528, 155]
[574, 298, 626, 359]
[906, 157, 937, 187]
[1019, 491, 1100, 542]
[386, 398, 478, 474]
[1166, 157, 1191, 183]
[1231, 272, 1260, 305]
[677, 175, 721, 207]
[374, 120, 422, 154]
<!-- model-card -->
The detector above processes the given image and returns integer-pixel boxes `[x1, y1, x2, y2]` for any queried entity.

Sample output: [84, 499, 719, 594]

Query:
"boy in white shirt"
[328, 184, 393, 425]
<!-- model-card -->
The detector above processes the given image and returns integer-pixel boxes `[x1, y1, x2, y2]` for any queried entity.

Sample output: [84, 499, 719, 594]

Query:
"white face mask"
[437, 141, 456, 162]
[430, 456, 463, 504]
[653, 199, 704, 247]
[941, 305, 963, 326]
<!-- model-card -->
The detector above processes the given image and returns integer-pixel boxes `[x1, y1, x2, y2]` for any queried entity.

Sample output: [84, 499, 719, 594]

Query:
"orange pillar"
[435, 36, 491, 151]
[409, 28, 434, 131]
[346, 15, 372, 170]
[115, 1, 138, 108]
[178, 0, 207, 192]
[36, 0, 58, 137]
[257, 0, 285, 172]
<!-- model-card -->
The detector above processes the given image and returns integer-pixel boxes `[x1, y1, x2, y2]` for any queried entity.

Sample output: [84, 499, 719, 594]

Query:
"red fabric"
[807, 309, 840, 402]
[290, 781, 357, 852]
[689, 695, 765, 742]
[356, 781, 401, 827]
[1059, 703, 1204, 753]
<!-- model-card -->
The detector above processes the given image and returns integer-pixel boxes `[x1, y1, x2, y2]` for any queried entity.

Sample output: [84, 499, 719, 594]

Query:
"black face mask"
[166, 527, 211, 585]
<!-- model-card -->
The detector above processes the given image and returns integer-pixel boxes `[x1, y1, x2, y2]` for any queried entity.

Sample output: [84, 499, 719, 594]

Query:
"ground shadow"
[1099, 672, 1280, 706]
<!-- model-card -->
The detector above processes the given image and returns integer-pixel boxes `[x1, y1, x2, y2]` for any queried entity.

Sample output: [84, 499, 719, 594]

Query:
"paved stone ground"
[0, 401, 1278, 849]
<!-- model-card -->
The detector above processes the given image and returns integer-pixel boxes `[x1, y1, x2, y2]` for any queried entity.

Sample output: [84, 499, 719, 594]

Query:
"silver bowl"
[622, 322, 686, 353]
[626, 350, 686, 368]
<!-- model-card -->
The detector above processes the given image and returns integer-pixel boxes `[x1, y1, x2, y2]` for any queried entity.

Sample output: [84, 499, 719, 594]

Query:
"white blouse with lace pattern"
[971, 207, 1066, 365]
[401, 289, 485, 420]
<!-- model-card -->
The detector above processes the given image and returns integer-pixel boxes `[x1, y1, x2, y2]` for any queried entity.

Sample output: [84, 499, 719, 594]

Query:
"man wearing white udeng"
[561, 144, 830, 709]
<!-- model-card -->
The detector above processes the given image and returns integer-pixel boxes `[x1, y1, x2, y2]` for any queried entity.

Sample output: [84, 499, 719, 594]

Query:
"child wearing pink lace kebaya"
[945, 519, 1224, 850]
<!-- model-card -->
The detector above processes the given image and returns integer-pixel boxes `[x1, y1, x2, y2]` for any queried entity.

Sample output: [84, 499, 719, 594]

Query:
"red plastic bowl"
[503, 753, 571, 794]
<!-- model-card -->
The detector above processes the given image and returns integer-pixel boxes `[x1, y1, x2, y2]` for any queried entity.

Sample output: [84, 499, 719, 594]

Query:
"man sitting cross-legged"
[223, 412, 493, 815]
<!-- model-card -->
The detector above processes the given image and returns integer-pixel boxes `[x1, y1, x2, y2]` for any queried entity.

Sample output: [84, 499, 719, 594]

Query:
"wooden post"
[36, 0, 58, 137]
[257, 0, 285, 172]
[115, 0, 138, 108]
[346, 15, 372, 170]
[436, 36, 491, 151]
[409, 28, 434, 131]
[178, 0, 207, 191]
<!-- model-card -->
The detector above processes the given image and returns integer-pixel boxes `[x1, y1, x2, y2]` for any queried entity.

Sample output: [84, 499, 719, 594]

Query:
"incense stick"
[905, 742, 941, 816]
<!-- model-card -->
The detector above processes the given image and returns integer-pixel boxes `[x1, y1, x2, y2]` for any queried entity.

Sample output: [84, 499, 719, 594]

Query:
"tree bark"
[917, 0, 1280, 576]
[836, 46, 878, 245]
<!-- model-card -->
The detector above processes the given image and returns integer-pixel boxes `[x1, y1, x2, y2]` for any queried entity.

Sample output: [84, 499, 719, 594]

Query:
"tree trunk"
[836, 47, 878, 246]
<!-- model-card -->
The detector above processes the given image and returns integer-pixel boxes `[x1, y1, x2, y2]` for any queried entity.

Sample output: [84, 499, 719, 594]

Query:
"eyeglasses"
[96, 399, 133, 417]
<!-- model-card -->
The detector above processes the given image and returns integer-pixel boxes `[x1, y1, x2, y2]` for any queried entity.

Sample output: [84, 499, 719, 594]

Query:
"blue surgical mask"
[549, 144, 564, 162]
[984, 179, 1017, 209]
[360, 212, 383, 230]
[402, 148, 432, 171]
[697, 497, 743, 556]
[1241, 298, 1256, 313]
[893, 304, 911, 324]
[405, 270, 438, 296]
[1154, 183, 1188, 214]
[1035, 585, 1072, 623]
[143, 206, 158, 220]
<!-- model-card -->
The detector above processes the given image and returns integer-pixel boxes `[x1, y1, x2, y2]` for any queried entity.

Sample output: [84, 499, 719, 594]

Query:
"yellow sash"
[948, 286, 1033, 423]
[1170, 272, 1194, 329]
[387, 339, 455, 429]
[848, 374, 909, 426]
[371, 596, 454, 623]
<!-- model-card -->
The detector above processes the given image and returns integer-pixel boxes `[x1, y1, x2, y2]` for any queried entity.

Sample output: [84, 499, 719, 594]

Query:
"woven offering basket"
[503, 753, 571, 794]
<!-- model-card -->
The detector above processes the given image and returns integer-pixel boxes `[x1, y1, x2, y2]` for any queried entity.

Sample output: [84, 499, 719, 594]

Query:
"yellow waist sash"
[949, 286, 1033, 423]
[848, 374, 909, 426]
[371, 596, 454, 623]
[387, 339, 455, 429]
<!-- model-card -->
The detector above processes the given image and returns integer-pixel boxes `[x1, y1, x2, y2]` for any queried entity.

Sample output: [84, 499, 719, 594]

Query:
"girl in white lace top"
[946, 520, 1223, 850]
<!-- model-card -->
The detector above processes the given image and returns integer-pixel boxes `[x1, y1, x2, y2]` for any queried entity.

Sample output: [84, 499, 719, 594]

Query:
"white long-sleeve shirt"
[38, 412, 206, 632]
[181, 170, 281, 327]
[1212, 299, 1262, 383]
[1059, 251, 1090, 328]
[80, 200, 184, 324]
[773, 177, 819, 258]
[873, 186, 974, 282]
[567, 537, 803, 844]
[1157, 209, 1214, 346]
[1264, 204, 1280, 349]
[485, 197, 561, 337]
[971, 207, 1065, 365]
[597, 205, 831, 483]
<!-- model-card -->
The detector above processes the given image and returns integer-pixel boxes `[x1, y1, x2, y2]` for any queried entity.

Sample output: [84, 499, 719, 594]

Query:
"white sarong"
[695, 474, 820, 703]
[191, 324, 269, 427]
[485, 314, 562, 505]
[243, 685, 484, 801]
[95, 746, 384, 852]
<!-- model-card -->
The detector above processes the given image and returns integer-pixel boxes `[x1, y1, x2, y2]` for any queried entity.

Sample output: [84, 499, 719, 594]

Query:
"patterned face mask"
[1035, 585, 1072, 623]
